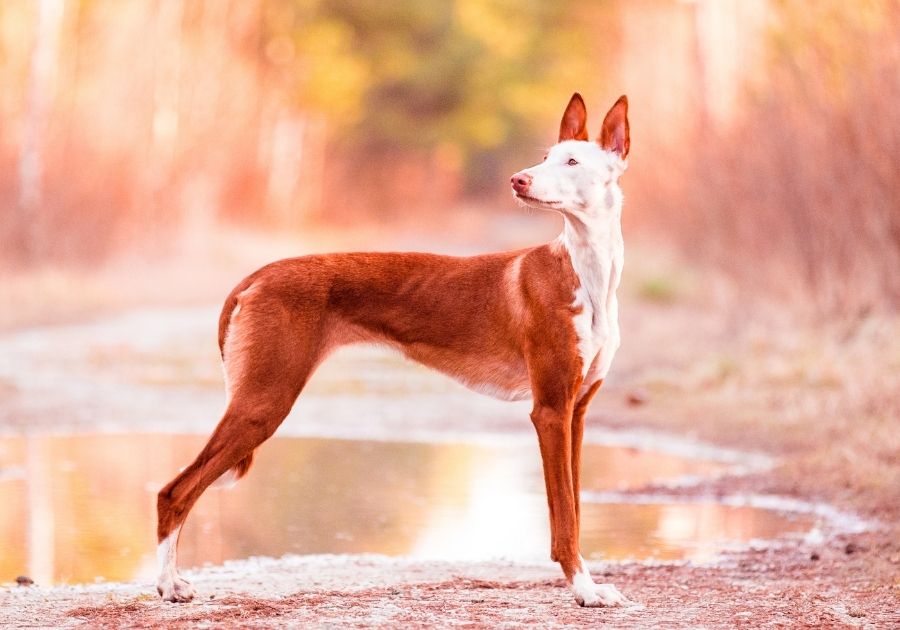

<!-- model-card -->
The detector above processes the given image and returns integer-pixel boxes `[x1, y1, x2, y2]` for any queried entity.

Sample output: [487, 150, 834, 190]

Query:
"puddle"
[0, 434, 815, 585]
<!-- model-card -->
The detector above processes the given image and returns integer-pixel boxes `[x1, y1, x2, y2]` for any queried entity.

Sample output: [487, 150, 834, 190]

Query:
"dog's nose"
[511, 173, 532, 194]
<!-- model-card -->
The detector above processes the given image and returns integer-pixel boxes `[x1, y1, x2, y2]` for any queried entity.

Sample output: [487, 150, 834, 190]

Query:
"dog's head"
[511, 94, 629, 216]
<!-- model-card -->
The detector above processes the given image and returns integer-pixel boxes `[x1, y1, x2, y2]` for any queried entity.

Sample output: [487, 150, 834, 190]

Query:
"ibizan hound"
[156, 93, 632, 608]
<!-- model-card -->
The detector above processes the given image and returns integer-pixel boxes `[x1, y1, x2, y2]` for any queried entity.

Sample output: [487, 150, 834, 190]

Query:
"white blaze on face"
[520, 141, 626, 382]
[516, 140, 625, 211]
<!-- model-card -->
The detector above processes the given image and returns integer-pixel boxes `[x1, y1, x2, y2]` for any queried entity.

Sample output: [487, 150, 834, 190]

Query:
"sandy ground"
[1, 260, 898, 628]
[2, 528, 898, 628]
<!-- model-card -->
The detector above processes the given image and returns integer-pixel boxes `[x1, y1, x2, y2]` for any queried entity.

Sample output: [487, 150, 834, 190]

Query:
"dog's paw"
[571, 573, 632, 607]
[583, 583, 632, 607]
[157, 574, 196, 603]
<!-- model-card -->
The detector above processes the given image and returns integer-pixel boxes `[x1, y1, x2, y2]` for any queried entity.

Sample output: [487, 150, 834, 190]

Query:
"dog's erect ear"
[559, 93, 589, 143]
[599, 95, 630, 159]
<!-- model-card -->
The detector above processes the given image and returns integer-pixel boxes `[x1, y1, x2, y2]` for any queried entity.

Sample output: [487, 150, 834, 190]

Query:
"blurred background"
[1, 0, 898, 319]
[0, 0, 898, 592]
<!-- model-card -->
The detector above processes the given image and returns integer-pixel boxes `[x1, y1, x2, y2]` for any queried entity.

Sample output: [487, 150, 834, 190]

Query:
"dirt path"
[2, 306, 898, 628]
[3, 531, 898, 629]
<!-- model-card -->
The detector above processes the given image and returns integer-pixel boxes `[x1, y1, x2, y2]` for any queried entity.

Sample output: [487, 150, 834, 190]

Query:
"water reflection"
[0, 434, 812, 585]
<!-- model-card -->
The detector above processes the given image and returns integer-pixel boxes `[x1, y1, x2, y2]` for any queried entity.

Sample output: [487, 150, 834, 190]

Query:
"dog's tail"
[211, 451, 255, 489]
[218, 283, 248, 360]
[213, 275, 261, 490]
[233, 451, 254, 478]
[217, 295, 237, 361]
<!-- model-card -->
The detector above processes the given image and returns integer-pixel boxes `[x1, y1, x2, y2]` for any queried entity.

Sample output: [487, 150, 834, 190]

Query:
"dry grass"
[618, 298, 900, 520]
[638, 1, 900, 315]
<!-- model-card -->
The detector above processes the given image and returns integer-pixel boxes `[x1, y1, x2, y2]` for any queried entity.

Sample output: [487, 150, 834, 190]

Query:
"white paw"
[571, 572, 632, 607]
[584, 583, 631, 607]
[157, 574, 196, 603]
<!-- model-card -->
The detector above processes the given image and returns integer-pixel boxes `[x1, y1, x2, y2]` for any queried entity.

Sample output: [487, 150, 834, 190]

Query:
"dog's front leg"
[531, 391, 630, 608]
[531, 400, 578, 570]
[571, 379, 602, 536]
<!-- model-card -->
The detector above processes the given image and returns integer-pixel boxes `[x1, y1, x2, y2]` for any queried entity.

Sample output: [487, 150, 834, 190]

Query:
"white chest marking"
[560, 210, 623, 383]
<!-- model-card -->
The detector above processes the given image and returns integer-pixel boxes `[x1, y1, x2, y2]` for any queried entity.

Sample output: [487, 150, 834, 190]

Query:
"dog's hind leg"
[155, 390, 296, 601]
[155, 293, 326, 602]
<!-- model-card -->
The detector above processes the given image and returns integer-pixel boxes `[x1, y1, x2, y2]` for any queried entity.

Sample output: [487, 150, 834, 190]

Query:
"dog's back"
[218, 246, 580, 404]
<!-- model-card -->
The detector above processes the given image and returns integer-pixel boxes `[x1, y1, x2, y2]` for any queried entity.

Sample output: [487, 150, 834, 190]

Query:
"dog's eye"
[567, 158, 578, 166]
[542, 154, 548, 162]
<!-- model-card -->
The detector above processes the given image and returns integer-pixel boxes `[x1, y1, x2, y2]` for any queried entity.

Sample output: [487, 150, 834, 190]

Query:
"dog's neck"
[561, 205, 622, 253]
[555, 191, 624, 378]
[557, 191, 624, 293]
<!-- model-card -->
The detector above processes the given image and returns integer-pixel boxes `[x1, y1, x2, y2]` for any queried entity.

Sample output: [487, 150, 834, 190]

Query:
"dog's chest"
[563, 225, 623, 382]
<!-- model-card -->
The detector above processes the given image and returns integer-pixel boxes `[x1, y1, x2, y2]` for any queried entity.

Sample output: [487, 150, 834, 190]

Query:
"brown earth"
[2, 525, 898, 628]
[1, 255, 898, 628]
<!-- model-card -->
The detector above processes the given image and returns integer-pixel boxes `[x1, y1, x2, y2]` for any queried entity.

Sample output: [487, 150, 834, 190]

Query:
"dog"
[156, 93, 632, 608]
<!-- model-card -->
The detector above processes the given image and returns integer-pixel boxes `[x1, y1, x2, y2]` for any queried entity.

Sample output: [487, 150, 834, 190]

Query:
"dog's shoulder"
[516, 243, 579, 311]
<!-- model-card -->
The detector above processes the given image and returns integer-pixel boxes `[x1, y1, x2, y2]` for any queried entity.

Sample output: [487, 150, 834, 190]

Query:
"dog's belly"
[458, 364, 532, 401]
[402, 346, 532, 402]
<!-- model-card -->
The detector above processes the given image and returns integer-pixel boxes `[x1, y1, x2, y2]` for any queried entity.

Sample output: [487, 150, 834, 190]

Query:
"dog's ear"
[559, 93, 589, 142]
[599, 95, 630, 159]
